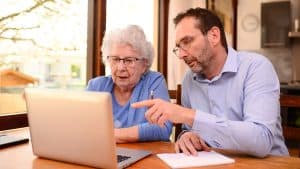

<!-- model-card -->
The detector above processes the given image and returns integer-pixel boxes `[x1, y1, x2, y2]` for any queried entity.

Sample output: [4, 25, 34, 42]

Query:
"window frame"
[0, 0, 106, 131]
[0, 0, 174, 131]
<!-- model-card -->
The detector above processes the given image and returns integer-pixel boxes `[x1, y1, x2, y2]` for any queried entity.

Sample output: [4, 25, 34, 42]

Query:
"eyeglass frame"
[107, 56, 145, 67]
[172, 33, 201, 57]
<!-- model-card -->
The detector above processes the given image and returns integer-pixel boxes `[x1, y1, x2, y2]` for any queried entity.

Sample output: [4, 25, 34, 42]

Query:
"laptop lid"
[24, 88, 150, 169]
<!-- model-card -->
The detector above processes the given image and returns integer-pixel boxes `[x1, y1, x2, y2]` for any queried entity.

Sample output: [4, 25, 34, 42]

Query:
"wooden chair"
[280, 94, 300, 157]
[168, 84, 182, 141]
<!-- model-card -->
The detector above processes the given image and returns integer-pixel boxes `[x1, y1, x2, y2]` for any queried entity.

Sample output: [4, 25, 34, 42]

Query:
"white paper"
[157, 151, 235, 168]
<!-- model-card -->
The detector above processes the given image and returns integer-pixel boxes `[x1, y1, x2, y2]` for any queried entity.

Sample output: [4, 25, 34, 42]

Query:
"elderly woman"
[87, 25, 172, 143]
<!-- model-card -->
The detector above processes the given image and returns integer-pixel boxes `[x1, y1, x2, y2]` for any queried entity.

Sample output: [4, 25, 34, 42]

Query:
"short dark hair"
[174, 7, 228, 53]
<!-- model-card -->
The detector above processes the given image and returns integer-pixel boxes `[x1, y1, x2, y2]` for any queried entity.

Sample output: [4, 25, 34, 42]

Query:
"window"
[0, 0, 88, 116]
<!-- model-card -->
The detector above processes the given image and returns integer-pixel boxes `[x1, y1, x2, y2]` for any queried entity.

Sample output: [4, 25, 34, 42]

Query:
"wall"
[237, 0, 292, 83]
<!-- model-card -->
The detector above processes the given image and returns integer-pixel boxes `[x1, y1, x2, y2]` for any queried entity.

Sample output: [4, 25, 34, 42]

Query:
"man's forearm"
[178, 106, 196, 127]
[192, 110, 274, 157]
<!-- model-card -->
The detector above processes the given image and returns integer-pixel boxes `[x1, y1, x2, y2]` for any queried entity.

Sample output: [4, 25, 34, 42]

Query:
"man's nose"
[177, 48, 188, 59]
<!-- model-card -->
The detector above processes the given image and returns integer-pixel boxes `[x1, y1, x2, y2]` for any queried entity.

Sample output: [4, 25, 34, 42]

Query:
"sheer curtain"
[167, 0, 206, 89]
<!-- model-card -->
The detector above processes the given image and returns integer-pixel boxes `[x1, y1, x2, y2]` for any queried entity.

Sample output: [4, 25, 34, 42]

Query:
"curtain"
[167, 0, 206, 89]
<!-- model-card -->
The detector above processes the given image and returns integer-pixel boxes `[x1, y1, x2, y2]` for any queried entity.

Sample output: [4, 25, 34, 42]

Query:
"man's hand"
[175, 131, 210, 156]
[131, 99, 195, 127]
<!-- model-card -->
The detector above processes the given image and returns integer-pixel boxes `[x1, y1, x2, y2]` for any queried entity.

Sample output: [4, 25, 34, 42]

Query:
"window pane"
[0, 0, 87, 115]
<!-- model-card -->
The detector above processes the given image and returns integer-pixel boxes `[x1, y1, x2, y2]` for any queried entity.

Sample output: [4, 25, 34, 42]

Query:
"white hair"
[101, 25, 154, 70]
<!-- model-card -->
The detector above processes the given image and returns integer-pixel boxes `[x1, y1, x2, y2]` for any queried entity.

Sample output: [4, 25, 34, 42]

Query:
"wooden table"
[1, 128, 300, 169]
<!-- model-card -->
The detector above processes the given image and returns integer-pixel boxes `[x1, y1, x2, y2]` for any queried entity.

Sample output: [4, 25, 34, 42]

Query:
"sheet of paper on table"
[157, 151, 235, 168]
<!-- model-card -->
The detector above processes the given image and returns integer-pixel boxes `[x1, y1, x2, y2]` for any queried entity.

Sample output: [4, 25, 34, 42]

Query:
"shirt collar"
[193, 47, 238, 82]
[222, 47, 238, 74]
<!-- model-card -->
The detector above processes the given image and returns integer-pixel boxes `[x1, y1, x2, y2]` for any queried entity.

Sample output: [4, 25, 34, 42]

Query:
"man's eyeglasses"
[107, 56, 144, 67]
[172, 36, 195, 57]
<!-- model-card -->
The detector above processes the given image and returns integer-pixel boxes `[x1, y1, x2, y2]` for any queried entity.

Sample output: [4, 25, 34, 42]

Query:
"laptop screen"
[25, 88, 151, 169]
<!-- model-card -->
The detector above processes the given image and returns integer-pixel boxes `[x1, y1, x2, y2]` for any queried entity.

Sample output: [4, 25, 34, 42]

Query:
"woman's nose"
[116, 60, 127, 69]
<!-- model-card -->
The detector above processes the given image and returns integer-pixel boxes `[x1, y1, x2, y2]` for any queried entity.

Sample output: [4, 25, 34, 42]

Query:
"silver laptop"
[24, 88, 151, 169]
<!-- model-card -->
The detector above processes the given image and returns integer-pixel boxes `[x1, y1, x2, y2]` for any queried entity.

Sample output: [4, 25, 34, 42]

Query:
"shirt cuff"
[176, 130, 188, 140]
[191, 109, 228, 149]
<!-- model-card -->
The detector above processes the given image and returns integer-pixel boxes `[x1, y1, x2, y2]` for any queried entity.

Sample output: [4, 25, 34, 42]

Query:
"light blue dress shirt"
[87, 71, 172, 141]
[182, 47, 288, 157]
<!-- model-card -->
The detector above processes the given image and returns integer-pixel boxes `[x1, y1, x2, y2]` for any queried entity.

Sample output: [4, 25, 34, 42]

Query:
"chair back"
[280, 94, 300, 157]
[168, 84, 182, 141]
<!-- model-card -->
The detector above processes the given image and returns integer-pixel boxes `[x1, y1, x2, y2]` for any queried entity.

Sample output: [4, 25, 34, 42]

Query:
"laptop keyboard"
[117, 155, 131, 163]
[0, 135, 29, 148]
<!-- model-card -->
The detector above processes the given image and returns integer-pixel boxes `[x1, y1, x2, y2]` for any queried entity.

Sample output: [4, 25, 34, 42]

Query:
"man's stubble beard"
[191, 46, 213, 74]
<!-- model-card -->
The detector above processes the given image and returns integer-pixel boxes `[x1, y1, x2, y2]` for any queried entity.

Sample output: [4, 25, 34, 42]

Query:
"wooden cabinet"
[280, 85, 300, 157]
[261, 1, 291, 48]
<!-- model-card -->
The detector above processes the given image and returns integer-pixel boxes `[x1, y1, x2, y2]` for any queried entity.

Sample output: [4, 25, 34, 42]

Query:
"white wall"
[237, 0, 293, 83]
[237, 0, 290, 50]
[237, 0, 261, 50]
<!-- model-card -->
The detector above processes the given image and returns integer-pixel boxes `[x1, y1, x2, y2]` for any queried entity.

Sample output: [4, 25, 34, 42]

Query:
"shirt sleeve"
[188, 59, 280, 157]
[86, 76, 112, 92]
[137, 73, 172, 141]
[86, 77, 103, 91]
[138, 121, 173, 141]
[86, 79, 95, 91]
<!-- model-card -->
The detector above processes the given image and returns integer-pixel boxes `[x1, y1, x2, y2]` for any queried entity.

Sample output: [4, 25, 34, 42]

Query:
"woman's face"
[108, 44, 148, 91]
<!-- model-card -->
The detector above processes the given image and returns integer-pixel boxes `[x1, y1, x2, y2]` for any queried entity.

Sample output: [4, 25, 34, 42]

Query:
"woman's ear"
[207, 26, 221, 47]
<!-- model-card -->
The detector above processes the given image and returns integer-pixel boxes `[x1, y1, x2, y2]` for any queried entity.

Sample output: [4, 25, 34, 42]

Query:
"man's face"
[174, 17, 213, 74]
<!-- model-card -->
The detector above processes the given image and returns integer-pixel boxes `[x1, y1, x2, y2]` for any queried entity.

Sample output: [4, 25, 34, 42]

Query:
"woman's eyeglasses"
[107, 56, 144, 67]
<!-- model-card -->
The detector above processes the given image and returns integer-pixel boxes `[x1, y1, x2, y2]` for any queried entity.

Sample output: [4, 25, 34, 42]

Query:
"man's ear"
[207, 26, 221, 47]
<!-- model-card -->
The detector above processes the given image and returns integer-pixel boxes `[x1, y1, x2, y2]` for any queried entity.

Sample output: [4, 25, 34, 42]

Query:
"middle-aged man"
[132, 7, 289, 157]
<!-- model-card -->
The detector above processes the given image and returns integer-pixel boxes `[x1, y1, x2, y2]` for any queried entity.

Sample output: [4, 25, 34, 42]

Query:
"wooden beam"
[232, 0, 238, 49]
[158, 0, 169, 82]
[94, 0, 106, 77]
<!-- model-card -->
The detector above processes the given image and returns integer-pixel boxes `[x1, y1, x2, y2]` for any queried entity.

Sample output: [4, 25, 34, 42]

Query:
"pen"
[150, 90, 154, 99]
